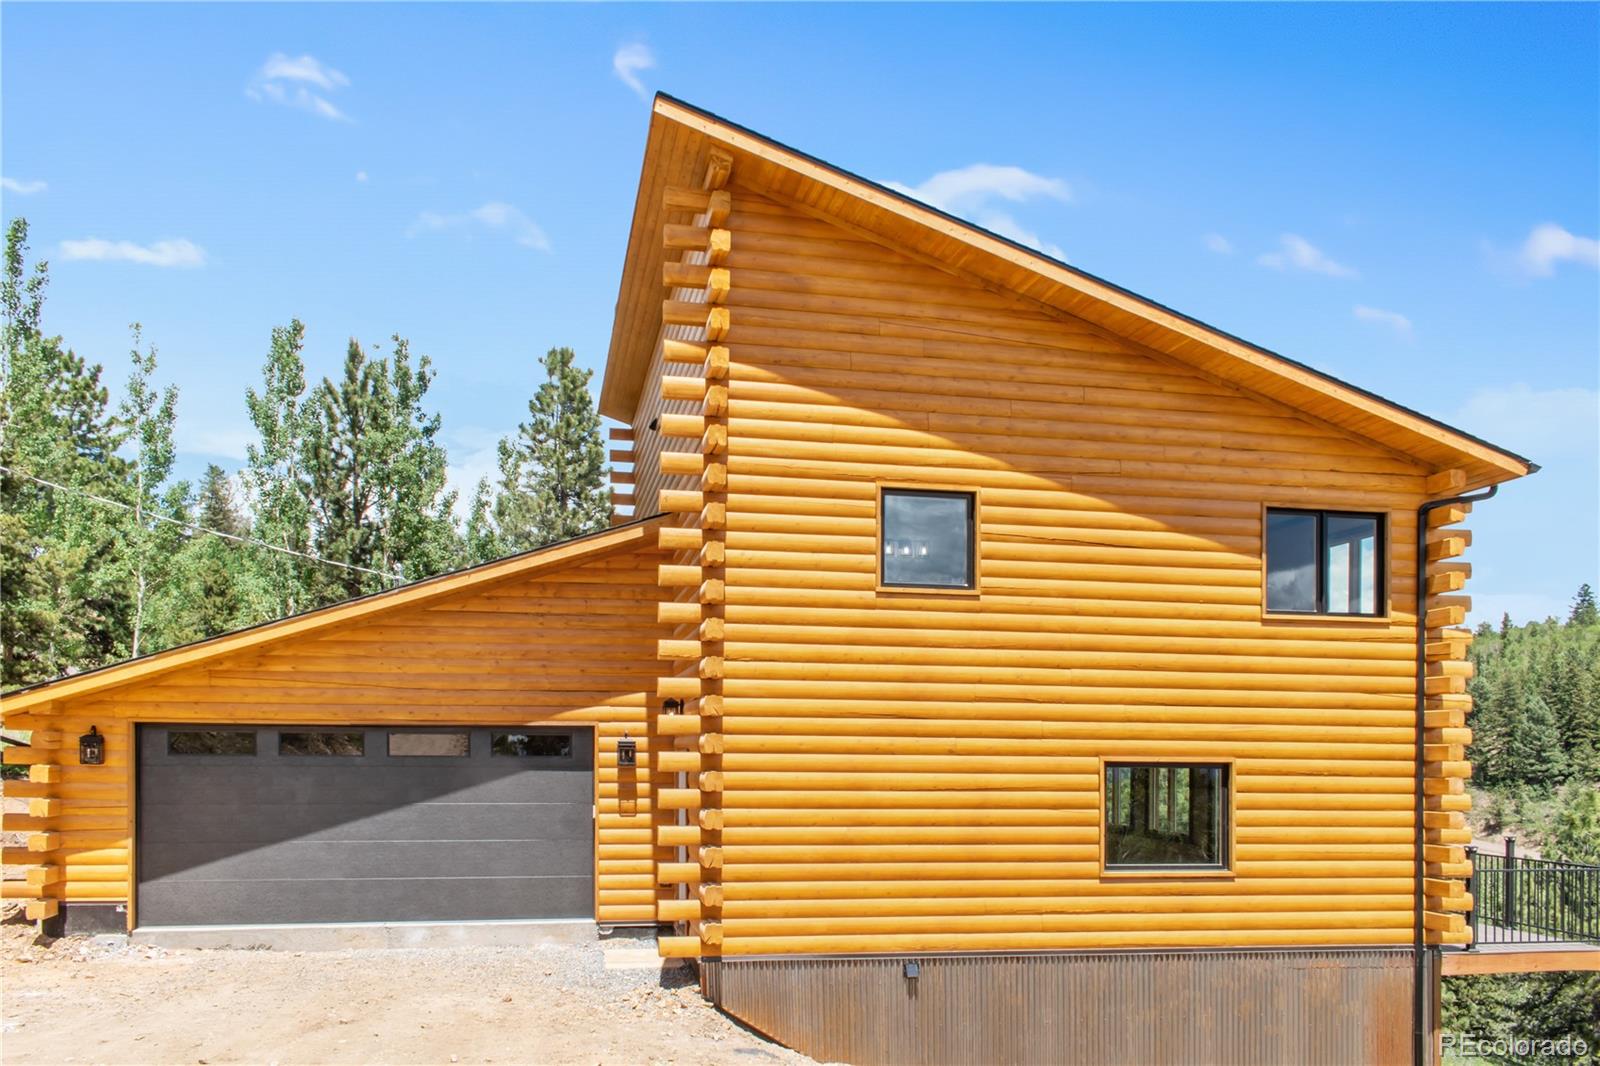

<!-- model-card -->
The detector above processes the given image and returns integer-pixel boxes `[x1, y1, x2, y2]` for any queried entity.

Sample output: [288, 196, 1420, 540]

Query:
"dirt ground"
[0, 907, 812, 1066]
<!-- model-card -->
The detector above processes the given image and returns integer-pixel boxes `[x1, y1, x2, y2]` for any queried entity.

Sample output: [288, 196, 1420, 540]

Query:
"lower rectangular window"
[1104, 762, 1229, 870]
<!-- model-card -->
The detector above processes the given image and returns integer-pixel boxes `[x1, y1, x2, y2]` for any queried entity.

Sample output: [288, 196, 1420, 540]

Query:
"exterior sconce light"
[79, 726, 105, 766]
[663, 697, 685, 715]
[617, 733, 637, 768]
[903, 960, 920, 980]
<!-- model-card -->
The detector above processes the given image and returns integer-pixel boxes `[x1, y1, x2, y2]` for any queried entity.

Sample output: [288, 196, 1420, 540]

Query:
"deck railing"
[1466, 839, 1600, 947]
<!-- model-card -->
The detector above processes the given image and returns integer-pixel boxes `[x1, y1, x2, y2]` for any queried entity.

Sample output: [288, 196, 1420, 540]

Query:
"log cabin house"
[1, 95, 1555, 1063]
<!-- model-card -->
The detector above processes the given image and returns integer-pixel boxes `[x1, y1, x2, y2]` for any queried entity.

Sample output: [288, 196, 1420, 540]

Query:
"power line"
[0, 464, 402, 583]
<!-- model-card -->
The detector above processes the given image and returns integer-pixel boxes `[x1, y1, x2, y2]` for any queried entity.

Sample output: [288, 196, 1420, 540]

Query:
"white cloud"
[355, 170, 368, 183]
[247, 52, 352, 122]
[443, 426, 503, 519]
[612, 43, 655, 100]
[888, 164, 1071, 214]
[407, 202, 551, 251]
[1352, 304, 1412, 337]
[58, 237, 206, 268]
[2, 177, 47, 195]
[1516, 223, 1599, 277]
[1451, 383, 1598, 460]
[888, 164, 1071, 260]
[1257, 234, 1359, 279]
[1203, 233, 1233, 255]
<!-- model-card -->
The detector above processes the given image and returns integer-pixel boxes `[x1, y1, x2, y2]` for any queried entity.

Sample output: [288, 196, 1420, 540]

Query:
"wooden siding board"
[6, 546, 666, 927]
[704, 191, 1434, 955]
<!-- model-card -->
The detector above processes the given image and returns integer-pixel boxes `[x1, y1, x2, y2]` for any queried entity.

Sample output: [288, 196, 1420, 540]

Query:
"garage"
[136, 724, 594, 927]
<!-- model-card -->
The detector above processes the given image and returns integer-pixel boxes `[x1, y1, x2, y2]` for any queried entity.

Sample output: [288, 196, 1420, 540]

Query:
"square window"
[388, 732, 469, 757]
[279, 732, 365, 756]
[880, 489, 975, 589]
[1104, 763, 1229, 870]
[1266, 508, 1383, 616]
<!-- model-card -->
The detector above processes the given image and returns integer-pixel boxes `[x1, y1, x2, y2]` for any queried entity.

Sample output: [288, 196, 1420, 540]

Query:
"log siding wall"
[2, 547, 665, 928]
[688, 187, 1465, 956]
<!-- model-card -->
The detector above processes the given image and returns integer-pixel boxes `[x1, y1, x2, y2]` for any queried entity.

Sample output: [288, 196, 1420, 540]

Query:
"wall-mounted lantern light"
[617, 732, 637, 768]
[663, 697, 684, 715]
[79, 726, 105, 766]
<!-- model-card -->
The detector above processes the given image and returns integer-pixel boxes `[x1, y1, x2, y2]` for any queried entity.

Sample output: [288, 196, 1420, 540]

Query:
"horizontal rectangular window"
[1266, 508, 1383, 616]
[279, 732, 365, 757]
[387, 732, 469, 757]
[492, 732, 573, 758]
[1104, 763, 1229, 870]
[168, 730, 256, 756]
[881, 488, 975, 589]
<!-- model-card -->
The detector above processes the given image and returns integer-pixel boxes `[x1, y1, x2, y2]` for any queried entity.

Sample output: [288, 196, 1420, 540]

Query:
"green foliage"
[1549, 781, 1600, 866]
[1443, 972, 1600, 1062]
[1452, 602, 1600, 1060]
[111, 324, 181, 657]
[244, 320, 314, 618]
[302, 336, 458, 600]
[479, 346, 610, 557]
[2, 215, 611, 691]
[1573, 584, 1598, 628]
[148, 466, 271, 647]
[0, 219, 130, 685]
[1468, 602, 1600, 788]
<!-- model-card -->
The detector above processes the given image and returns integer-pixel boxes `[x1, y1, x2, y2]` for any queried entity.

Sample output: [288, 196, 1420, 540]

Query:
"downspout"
[1412, 483, 1497, 1066]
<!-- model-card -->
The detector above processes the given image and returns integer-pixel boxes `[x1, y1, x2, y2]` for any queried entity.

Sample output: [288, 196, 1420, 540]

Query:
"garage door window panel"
[279, 731, 366, 756]
[388, 731, 470, 757]
[492, 732, 574, 758]
[168, 730, 257, 756]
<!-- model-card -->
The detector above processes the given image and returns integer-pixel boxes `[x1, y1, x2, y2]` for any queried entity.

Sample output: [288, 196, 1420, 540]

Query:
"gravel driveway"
[0, 910, 811, 1065]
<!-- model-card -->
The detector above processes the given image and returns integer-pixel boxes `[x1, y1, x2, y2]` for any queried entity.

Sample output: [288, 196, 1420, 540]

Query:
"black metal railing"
[1466, 838, 1600, 947]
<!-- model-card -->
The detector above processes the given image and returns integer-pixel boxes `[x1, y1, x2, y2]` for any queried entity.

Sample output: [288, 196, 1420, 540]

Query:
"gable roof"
[0, 515, 665, 715]
[602, 94, 1533, 491]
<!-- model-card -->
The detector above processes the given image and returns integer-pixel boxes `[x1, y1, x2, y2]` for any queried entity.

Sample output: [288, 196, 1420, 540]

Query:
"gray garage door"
[137, 725, 593, 926]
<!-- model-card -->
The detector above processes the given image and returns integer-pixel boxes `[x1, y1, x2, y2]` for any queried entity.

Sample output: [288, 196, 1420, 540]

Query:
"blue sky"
[3, 3, 1596, 623]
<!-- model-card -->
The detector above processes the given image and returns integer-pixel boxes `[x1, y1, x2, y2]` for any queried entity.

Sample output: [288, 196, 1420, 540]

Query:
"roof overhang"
[1, 516, 665, 716]
[601, 95, 1533, 491]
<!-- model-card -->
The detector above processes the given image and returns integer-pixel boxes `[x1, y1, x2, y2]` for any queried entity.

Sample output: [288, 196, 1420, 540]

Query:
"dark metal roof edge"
[1, 514, 667, 702]
[653, 92, 1534, 472]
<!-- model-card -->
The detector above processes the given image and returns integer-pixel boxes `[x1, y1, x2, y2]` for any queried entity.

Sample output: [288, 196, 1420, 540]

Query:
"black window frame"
[1103, 760, 1232, 872]
[878, 487, 977, 591]
[1265, 507, 1386, 617]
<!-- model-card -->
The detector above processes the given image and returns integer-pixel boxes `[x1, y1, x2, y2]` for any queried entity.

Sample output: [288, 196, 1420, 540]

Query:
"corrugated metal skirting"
[701, 948, 1414, 1066]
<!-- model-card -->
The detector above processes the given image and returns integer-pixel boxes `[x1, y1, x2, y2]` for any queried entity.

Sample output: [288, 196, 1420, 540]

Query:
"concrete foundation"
[132, 918, 596, 951]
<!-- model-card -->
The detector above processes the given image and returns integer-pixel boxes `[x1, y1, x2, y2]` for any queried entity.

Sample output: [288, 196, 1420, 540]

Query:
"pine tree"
[491, 347, 609, 551]
[302, 336, 458, 601]
[1571, 583, 1598, 627]
[0, 219, 129, 685]
[244, 320, 314, 618]
[1503, 693, 1567, 786]
[150, 466, 267, 647]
